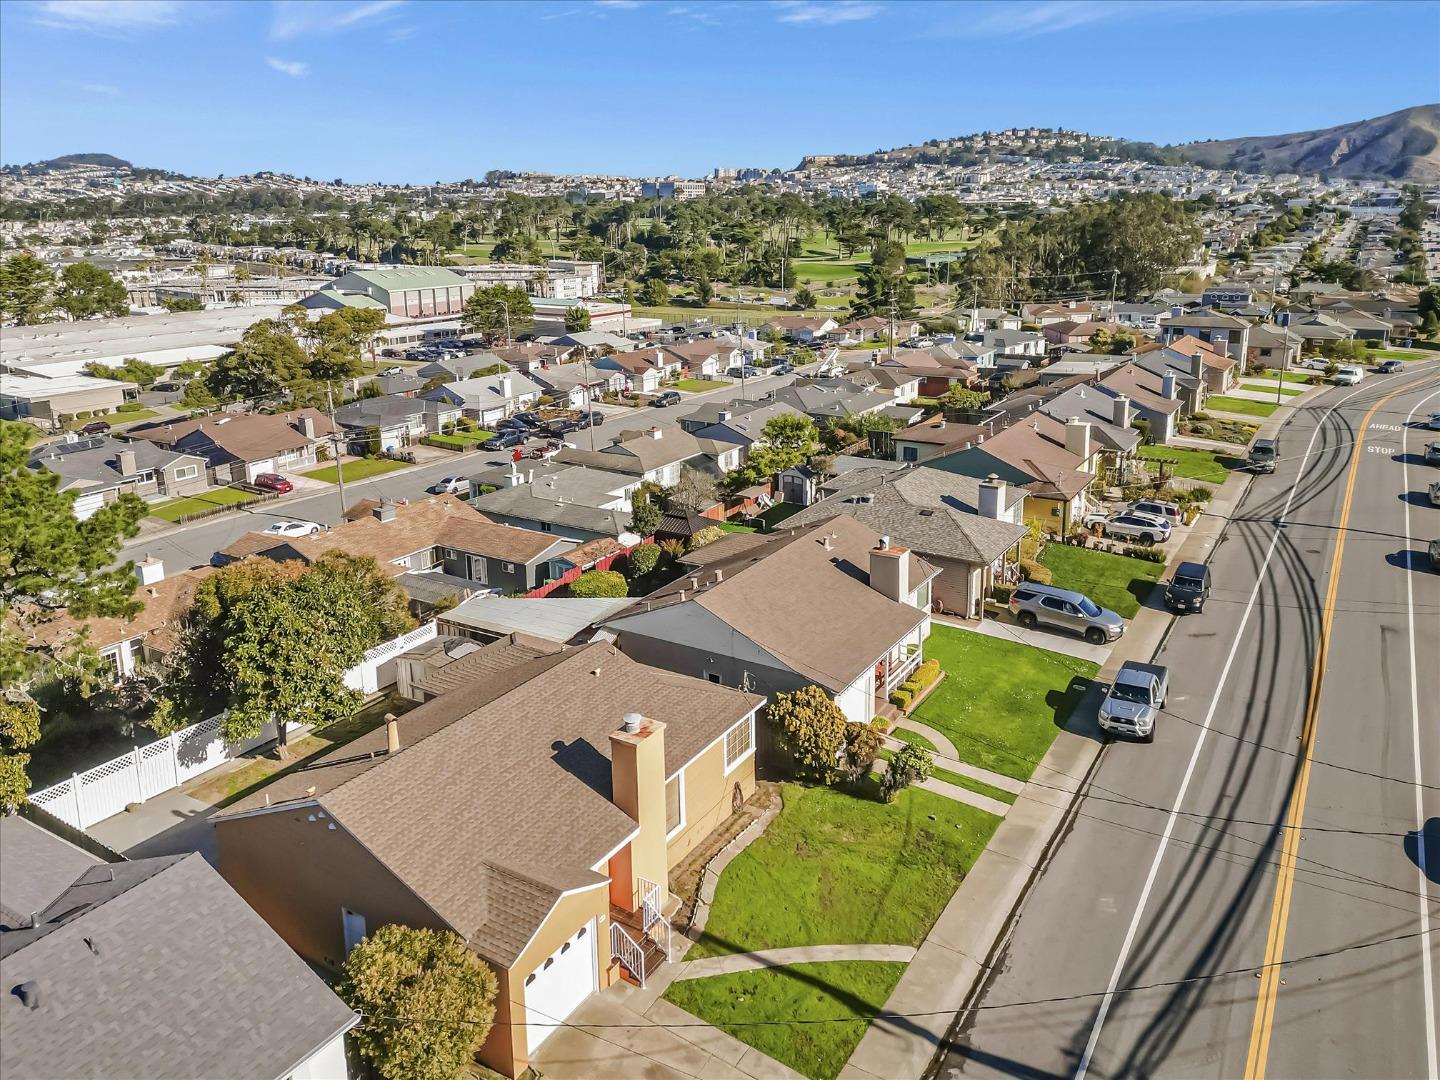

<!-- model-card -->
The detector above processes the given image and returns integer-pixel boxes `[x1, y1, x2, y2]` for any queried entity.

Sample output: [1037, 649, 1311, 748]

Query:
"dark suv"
[1164, 561, 1212, 613]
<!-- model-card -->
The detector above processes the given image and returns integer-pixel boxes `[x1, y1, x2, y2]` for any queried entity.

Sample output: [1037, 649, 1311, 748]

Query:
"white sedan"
[1085, 511, 1172, 545]
[262, 520, 323, 538]
[428, 475, 470, 495]
[1426, 412, 1440, 431]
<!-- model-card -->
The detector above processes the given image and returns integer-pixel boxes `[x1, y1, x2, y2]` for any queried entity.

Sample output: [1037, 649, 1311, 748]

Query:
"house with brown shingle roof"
[126, 408, 335, 485]
[604, 515, 937, 724]
[1096, 362, 1183, 442]
[214, 639, 764, 1079]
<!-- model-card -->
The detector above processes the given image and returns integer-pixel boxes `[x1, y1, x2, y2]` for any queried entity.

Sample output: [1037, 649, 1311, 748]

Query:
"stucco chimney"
[978, 474, 1006, 519]
[115, 448, 137, 476]
[1161, 373, 1177, 400]
[1190, 351, 1205, 379]
[869, 538, 910, 603]
[609, 714, 668, 907]
[647, 427, 663, 440]
[299, 414, 316, 439]
[1064, 417, 1091, 461]
[1111, 394, 1131, 428]
[135, 556, 164, 587]
[385, 713, 400, 753]
[374, 499, 398, 523]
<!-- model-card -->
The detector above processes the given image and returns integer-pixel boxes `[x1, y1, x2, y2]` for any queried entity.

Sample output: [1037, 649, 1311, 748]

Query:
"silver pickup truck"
[1098, 661, 1169, 743]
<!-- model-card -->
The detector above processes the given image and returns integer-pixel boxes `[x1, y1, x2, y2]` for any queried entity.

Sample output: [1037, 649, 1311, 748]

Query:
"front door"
[341, 908, 367, 954]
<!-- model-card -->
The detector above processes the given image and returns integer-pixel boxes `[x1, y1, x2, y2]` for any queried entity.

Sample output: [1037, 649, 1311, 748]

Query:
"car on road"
[1332, 364, 1364, 386]
[1425, 413, 1440, 431]
[650, 391, 682, 408]
[1430, 539, 1440, 571]
[1085, 511, 1172, 545]
[1098, 661, 1169, 742]
[1009, 582, 1126, 645]
[542, 417, 579, 437]
[1426, 442, 1440, 466]
[1429, 481, 1440, 507]
[79, 420, 112, 435]
[481, 430, 526, 450]
[1164, 561, 1212, 614]
[1376, 359, 1404, 374]
[512, 411, 544, 429]
[725, 366, 762, 379]
[1249, 437, 1278, 473]
[252, 473, 293, 494]
[771, 362, 794, 376]
[574, 411, 601, 429]
[262, 520, 322, 538]
[1125, 499, 1183, 527]
[377, 366, 405, 377]
[428, 475, 470, 495]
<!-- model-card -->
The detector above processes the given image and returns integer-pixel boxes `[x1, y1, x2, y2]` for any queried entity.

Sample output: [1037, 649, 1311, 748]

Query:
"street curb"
[844, 449, 1261, 1080]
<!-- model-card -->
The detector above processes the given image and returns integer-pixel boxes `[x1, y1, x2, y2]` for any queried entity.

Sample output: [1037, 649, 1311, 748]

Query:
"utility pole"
[325, 385, 348, 521]
[1109, 268, 1118, 312]
[888, 288, 897, 363]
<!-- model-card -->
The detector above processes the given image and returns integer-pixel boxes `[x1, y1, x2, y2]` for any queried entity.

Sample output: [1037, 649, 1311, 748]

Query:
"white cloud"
[270, 0, 404, 41]
[266, 56, 310, 78]
[594, 0, 643, 7]
[72, 80, 121, 96]
[33, 1, 180, 31]
[956, 0, 1117, 37]
[774, 1, 881, 26]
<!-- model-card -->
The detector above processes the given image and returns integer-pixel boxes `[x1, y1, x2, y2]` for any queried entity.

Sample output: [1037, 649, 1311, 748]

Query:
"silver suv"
[1009, 583, 1126, 644]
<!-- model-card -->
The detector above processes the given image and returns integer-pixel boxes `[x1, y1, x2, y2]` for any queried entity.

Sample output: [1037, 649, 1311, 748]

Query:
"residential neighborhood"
[2, 4, 1439, 1080]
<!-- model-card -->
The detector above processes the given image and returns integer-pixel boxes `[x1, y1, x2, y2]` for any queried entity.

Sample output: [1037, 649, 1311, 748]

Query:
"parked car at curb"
[542, 417, 579, 437]
[1249, 437, 1278, 473]
[252, 473, 293, 494]
[1295, 358, 1329, 372]
[1099, 661, 1169, 743]
[1164, 561, 1212, 614]
[650, 391, 682, 408]
[262, 520, 322, 537]
[79, 420, 112, 435]
[1333, 365, 1363, 386]
[482, 430, 526, 450]
[1430, 539, 1440, 571]
[1009, 582, 1126, 645]
[428, 475, 470, 495]
[1425, 413, 1440, 431]
[1425, 442, 1440, 466]
[1428, 481, 1440, 507]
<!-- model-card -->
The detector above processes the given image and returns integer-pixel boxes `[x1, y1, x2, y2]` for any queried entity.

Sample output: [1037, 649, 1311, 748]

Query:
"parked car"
[1085, 511, 1172, 545]
[1430, 538, 1440, 571]
[772, 362, 794, 376]
[1009, 582, 1126, 645]
[1296, 357, 1330, 372]
[1164, 561, 1212, 614]
[378, 366, 405, 377]
[262, 520, 322, 538]
[650, 391, 682, 408]
[1333, 364, 1364, 386]
[542, 417, 579, 437]
[482, 430, 526, 451]
[1376, 359, 1404, 374]
[79, 420, 111, 435]
[1429, 481, 1440, 507]
[725, 366, 762, 379]
[1249, 437, 1279, 473]
[252, 473, 293, 494]
[1125, 499, 1182, 527]
[1426, 413, 1440, 431]
[1426, 442, 1440, 466]
[428, 475, 470, 495]
[1098, 661, 1169, 743]
[512, 411, 544, 428]
[574, 411, 601, 429]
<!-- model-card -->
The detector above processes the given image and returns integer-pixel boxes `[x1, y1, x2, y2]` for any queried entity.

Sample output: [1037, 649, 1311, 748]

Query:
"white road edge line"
[1073, 380, 1375, 1080]
[1401, 387, 1440, 1080]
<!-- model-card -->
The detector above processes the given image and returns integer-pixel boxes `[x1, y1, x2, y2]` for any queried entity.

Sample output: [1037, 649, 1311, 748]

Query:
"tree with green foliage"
[629, 491, 663, 536]
[0, 419, 146, 806]
[666, 464, 720, 513]
[159, 295, 204, 312]
[794, 285, 816, 310]
[0, 253, 56, 325]
[627, 543, 661, 578]
[768, 685, 847, 784]
[694, 275, 714, 306]
[880, 742, 933, 802]
[568, 569, 629, 598]
[687, 525, 724, 550]
[731, 413, 818, 485]
[162, 552, 414, 749]
[491, 232, 543, 265]
[308, 310, 378, 381]
[851, 239, 917, 320]
[82, 357, 164, 388]
[204, 318, 311, 403]
[339, 925, 499, 1080]
[564, 305, 592, 332]
[461, 284, 533, 341]
[1089, 327, 1137, 355]
[938, 385, 990, 413]
[640, 277, 669, 307]
[56, 261, 128, 320]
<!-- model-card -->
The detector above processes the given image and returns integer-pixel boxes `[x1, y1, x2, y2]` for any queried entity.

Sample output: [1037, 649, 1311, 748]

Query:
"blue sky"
[2, 0, 1437, 182]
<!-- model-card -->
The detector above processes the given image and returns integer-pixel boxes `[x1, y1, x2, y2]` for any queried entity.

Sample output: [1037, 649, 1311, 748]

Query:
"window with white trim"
[172, 464, 199, 481]
[665, 773, 684, 836]
[723, 715, 754, 772]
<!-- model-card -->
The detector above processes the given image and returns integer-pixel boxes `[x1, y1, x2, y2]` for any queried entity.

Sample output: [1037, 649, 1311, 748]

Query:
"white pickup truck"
[1098, 661, 1169, 743]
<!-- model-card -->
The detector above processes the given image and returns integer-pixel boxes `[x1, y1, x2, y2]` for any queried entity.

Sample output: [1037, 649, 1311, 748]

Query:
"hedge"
[912, 659, 941, 690]
[889, 688, 913, 709]
[1126, 546, 1167, 564]
[1019, 559, 1053, 585]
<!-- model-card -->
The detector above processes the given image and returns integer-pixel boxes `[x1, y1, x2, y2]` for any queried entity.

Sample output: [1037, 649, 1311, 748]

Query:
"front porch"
[607, 873, 677, 990]
[871, 624, 926, 715]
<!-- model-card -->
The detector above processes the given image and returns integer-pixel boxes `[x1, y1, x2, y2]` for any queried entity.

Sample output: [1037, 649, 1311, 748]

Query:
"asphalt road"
[942, 364, 1440, 1080]
[116, 367, 807, 571]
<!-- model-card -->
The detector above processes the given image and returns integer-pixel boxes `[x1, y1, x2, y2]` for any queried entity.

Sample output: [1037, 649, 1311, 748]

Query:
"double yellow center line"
[1243, 387, 1404, 1079]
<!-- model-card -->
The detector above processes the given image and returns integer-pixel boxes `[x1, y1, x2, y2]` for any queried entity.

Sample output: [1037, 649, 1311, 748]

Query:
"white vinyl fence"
[31, 624, 437, 830]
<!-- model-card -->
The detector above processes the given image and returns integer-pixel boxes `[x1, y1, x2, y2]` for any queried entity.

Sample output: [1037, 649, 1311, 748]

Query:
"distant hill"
[37, 153, 133, 169]
[1174, 105, 1440, 181]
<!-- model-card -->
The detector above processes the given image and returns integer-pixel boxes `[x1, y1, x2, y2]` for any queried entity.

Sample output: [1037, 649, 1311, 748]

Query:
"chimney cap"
[622, 712, 643, 733]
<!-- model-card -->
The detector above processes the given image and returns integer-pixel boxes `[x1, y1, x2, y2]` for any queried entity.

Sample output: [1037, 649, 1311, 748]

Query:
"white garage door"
[523, 918, 597, 1055]
[72, 493, 105, 521]
[247, 458, 274, 481]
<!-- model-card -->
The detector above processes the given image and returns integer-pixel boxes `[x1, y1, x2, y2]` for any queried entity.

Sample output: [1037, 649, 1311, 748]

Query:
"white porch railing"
[883, 646, 923, 695]
[638, 876, 674, 964]
[610, 922, 648, 987]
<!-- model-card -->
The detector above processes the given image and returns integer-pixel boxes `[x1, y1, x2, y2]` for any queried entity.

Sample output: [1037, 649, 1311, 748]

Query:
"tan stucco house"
[214, 639, 763, 1078]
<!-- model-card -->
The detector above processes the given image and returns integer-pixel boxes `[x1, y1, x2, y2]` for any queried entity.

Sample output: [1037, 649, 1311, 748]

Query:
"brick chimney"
[869, 536, 910, 603]
[609, 713, 668, 909]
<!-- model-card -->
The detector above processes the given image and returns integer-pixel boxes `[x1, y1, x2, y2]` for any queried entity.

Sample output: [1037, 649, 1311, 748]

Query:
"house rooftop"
[27, 434, 204, 492]
[127, 408, 334, 462]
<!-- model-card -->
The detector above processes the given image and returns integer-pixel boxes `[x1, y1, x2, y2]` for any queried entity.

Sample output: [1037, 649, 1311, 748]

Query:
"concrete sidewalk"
[841, 461, 1255, 1080]
[931, 611, 1112, 666]
[672, 945, 917, 981]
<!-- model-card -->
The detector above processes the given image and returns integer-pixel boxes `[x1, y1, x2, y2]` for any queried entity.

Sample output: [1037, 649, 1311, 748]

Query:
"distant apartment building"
[641, 178, 707, 200]
[308, 267, 474, 318]
[455, 259, 602, 300]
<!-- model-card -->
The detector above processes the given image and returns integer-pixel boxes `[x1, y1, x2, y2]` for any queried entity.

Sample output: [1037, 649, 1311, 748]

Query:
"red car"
[252, 472, 293, 494]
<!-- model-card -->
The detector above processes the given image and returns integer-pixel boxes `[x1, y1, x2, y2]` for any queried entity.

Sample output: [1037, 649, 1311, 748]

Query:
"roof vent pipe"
[622, 712, 643, 733]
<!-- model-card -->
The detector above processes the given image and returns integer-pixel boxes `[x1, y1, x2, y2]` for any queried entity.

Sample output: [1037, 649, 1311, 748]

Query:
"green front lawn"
[912, 627, 1098, 781]
[1203, 395, 1278, 418]
[1263, 369, 1318, 383]
[1241, 381, 1303, 397]
[673, 378, 729, 392]
[425, 430, 494, 449]
[758, 502, 805, 530]
[664, 961, 906, 1080]
[1039, 543, 1165, 619]
[1138, 444, 1242, 483]
[148, 487, 258, 522]
[718, 521, 758, 533]
[302, 458, 412, 483]
[686, 781, 999, 960]
[1367, 348, 1429, 361]
[67, 408, 160, 430]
